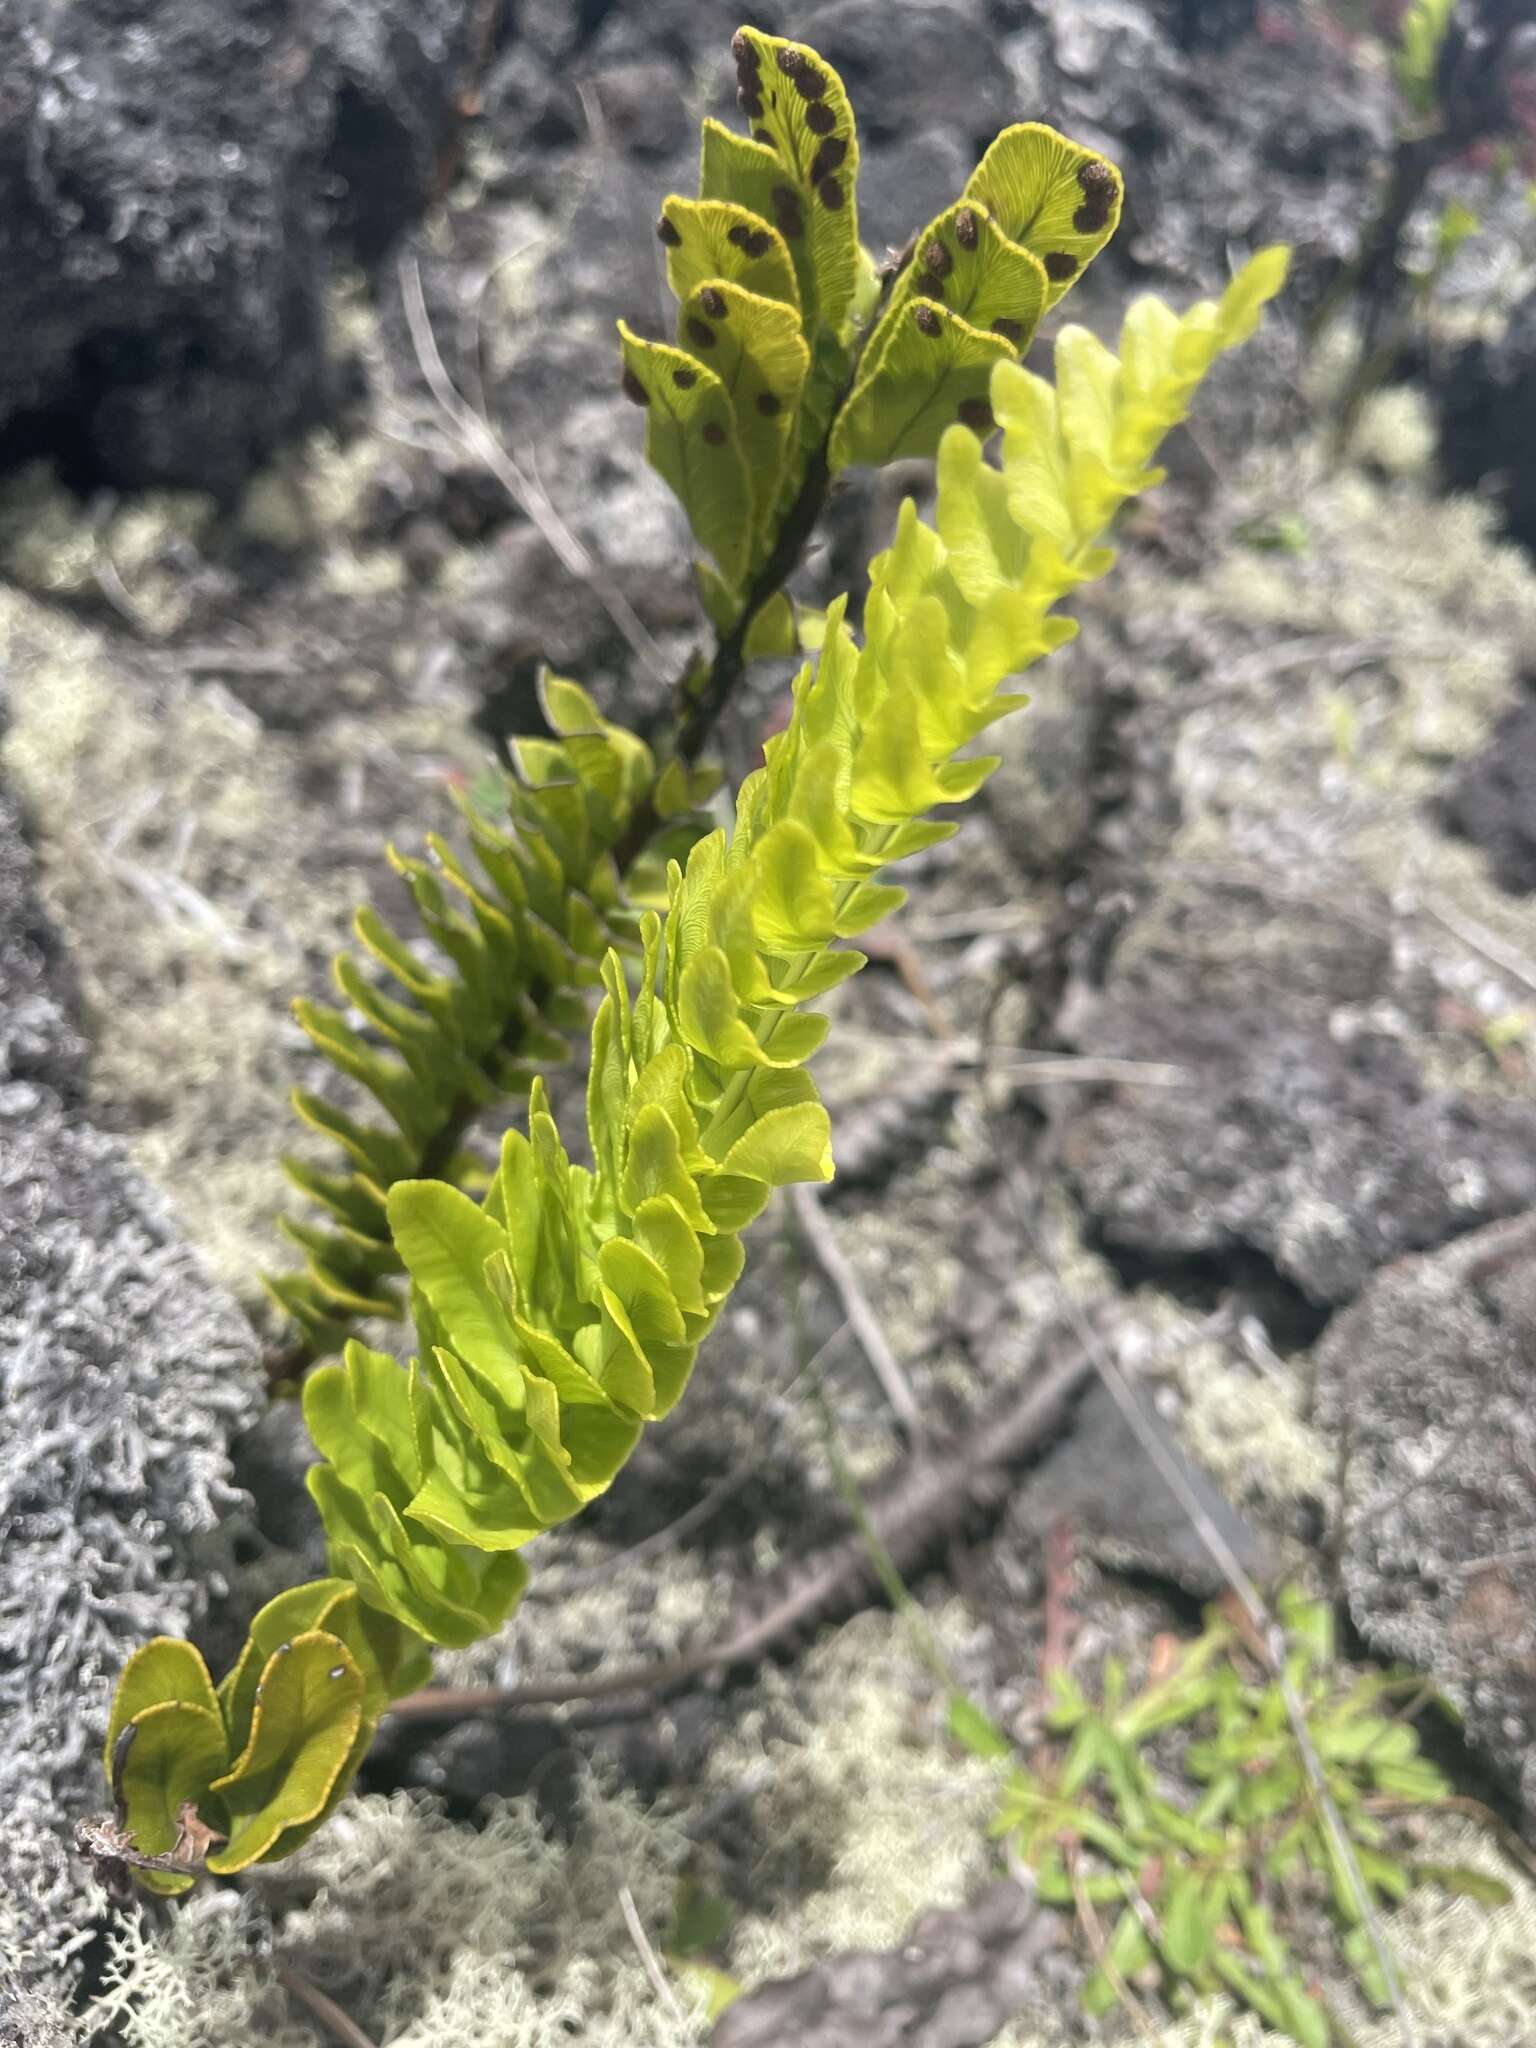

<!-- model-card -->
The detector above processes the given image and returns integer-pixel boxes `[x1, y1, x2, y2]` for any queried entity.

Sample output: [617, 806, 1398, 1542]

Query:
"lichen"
[0, 591, 483, 1294]
[0, 459, 214, 635]
[84, 1781, 710, 2048]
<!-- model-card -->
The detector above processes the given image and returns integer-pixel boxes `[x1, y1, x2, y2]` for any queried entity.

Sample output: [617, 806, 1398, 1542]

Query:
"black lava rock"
[0, 0, 488, 500]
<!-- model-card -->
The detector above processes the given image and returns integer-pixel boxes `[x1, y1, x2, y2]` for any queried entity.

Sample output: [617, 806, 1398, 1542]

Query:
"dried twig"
[1040, 1514, 1078, 1697]
[1417, 887, 1536, 999]
[789, 1183, 926, 1447]
[1066, 1844, 1158, 2042]
[861, 925, 951, 1036]
[832, 1029, 1190, 1088]
[398, 250, 670, 686]
[618, 1886, 689, 2029]
[275, 1964, 379, 2048]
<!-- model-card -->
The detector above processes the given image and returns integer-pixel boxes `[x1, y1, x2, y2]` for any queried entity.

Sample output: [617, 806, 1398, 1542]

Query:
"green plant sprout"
[989, 1588, 1512, 2046]
[86, 24, 1289, 1897]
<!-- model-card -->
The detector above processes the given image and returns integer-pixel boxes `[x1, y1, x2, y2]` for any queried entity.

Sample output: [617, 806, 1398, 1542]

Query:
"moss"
[0, 460, 214, 634]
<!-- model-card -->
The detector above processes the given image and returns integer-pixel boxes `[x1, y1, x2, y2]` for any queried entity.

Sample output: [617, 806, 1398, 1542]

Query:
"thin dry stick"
[832, 1031, 1190, 1088]
[275, 1964, 380, 2048]
[1417, 887, 1536, 999]
[397, 250, 670, 687]
[1066, 1844, 1158, 2043]
[789, 1183, 926, 1447]
[1007, 1187, 1420, 2048]
[618, 1885, 689, 2029]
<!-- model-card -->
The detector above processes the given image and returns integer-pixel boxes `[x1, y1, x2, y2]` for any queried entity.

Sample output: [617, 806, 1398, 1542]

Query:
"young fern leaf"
[266, 678, 718, 1372]
[345, 251, 1292, 1630]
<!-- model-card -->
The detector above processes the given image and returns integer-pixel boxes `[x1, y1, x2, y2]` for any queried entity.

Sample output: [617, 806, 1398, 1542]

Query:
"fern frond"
[266, 676, 717, 1372]
[301, 248, 1291, 1654]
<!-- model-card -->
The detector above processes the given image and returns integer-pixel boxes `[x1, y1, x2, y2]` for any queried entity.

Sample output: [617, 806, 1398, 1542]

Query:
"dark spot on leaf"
[756, 390, 783, 416]
[687, 318, 717, 348]
[727, 223, 753, 249]
[912, 303, 942, 337]
[753, 127, 775, 146]
[621, 366, 648, 405]
[922, 237, 952, 279]
[1044, 251, 1080, 282]
[817, 176, 844, 211]
[772, 185, 804, 238]
[699, 286, 727, 319]
[657, 215, 681, 247]
[744, 228, 773, 258]
[702, 421, 727, 445]
[673, 367, 698, 388]
[1073, 161, 1117, 234]
[792, 64, 828, 100]
[804, 102, 837, 135]
[775, 45, 805, 74]
[954, 207, 979, 251]
[958, 397, 995, 433]
[731, 30, 758, 68]
[808, 136, 848, 183]
[915, 278, 946, 303]
[738, 86, 765, 116]
[991, 316, 1025, 345]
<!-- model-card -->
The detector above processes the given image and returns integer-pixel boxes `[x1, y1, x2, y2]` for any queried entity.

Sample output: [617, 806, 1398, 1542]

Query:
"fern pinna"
[96, 24, 1287, 1892]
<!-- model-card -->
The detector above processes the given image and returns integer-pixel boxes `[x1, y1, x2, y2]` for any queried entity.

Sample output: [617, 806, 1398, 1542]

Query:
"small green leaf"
[727, 30, 861, 339]
[1044, 1667, 1092, 1732]
[947, 1692, 1013, 1761]
[105, 1638, 222, 1779]
[1159, 1867, 1213, 1975]
[847, 199, 1048, 448]
[670, 1959, 743, 2022]
[386, 1181, 520, 1390]
[1342, 1921, 1392, 2007]
[671, 1875, 734, 1957]
[722, 1102, 833, 1186]
[676, 279, 809, 547]
[1273, 1976, 1331, 2048]
[963, 124, 1123, 311]
[658, 196, 800, 320]
[207, 1634, 366, 1871]
[618, 321, 753, 590]
[113, 1703, 228, 1894]
[1416, 1862, 1515, 1907]
[830, 297, 1012, 470]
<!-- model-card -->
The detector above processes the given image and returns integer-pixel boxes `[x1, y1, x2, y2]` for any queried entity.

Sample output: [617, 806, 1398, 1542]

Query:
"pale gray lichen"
[0, 461, 215, 637]
[0, 757, 264, 2003]
[0, 590, 485, 1297]
[84, 1781, 709, 2048]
